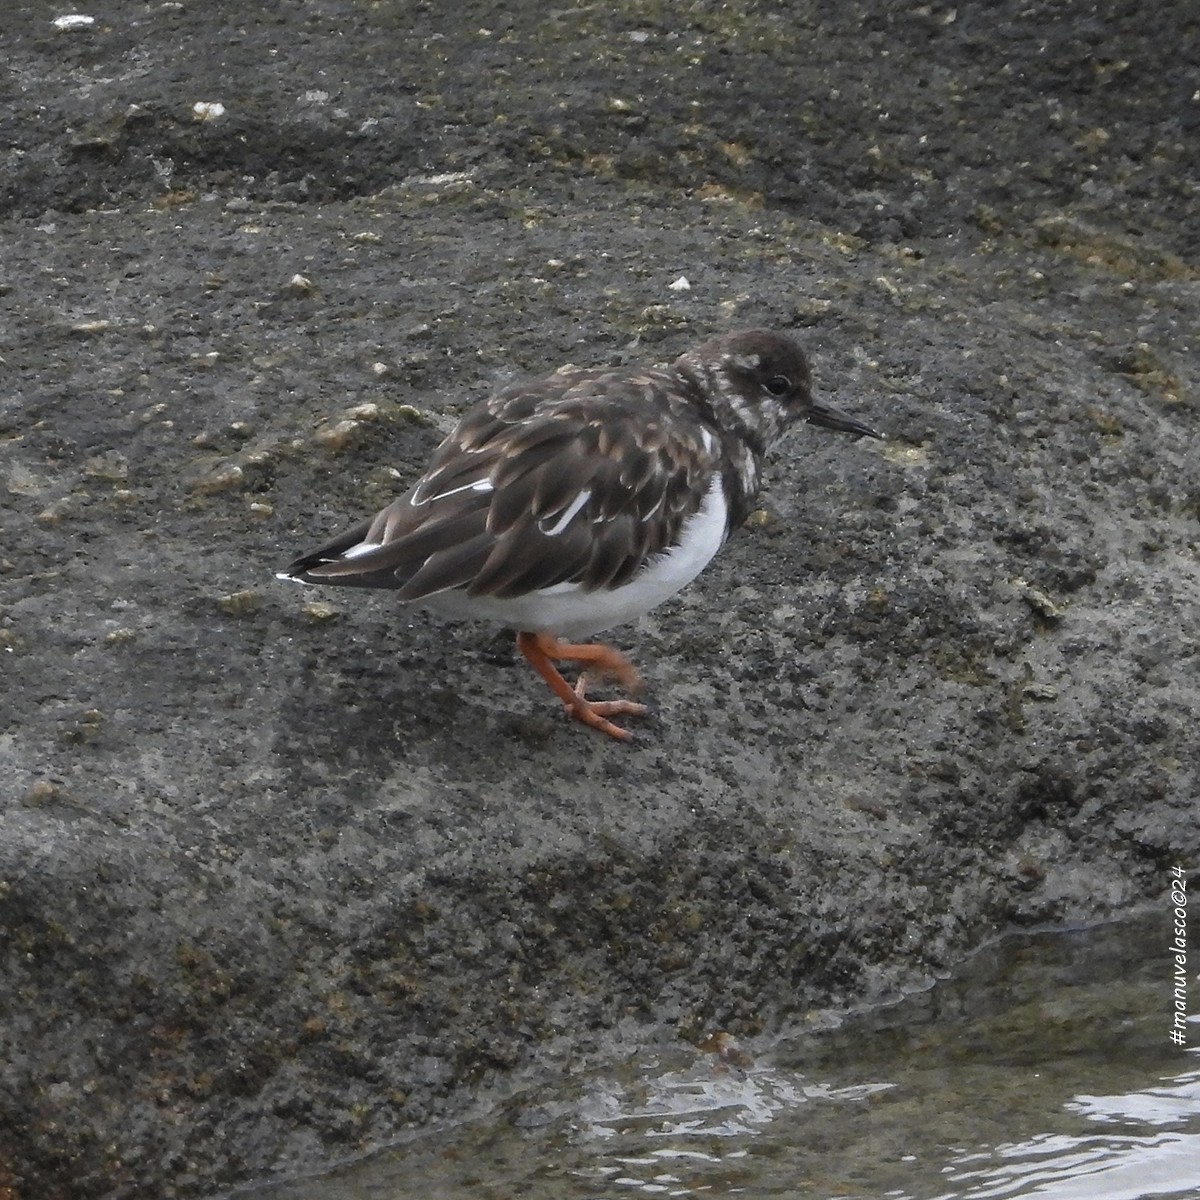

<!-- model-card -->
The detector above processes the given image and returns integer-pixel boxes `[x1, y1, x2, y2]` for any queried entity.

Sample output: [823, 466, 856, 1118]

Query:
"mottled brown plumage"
[280, 330, 880, 739]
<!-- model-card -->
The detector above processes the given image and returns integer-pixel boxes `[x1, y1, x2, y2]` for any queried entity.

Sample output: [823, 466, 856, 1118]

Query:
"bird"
[278, 329, 881, 741]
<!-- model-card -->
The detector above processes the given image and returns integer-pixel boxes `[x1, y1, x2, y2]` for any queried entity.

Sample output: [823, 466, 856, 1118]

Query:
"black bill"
[806, 398, 883, 440]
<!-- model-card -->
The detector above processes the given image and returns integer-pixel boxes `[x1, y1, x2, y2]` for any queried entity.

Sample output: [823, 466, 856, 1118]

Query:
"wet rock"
[0, 0, 1196, 1198]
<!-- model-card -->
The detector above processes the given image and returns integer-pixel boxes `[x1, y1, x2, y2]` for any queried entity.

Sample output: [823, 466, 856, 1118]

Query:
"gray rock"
[1, 0, 1196, 1196]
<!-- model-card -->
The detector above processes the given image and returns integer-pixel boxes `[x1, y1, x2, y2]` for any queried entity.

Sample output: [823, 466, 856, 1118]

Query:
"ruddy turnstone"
[279, 330, 880, 741]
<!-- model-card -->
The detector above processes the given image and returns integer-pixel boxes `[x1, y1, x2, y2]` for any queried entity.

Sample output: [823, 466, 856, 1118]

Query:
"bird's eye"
[764, 375, 791, 396]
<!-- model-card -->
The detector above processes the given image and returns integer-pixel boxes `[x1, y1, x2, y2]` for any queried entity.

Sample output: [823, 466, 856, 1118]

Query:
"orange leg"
[515, 631, 649, 742]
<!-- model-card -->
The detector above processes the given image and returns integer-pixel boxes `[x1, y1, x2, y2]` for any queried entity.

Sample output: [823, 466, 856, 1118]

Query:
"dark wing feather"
[393, 531, 494, 599]
[281, 366, 723, 600]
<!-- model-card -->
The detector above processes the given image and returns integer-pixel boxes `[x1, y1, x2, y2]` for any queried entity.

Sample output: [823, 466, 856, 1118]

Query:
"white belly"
[421, 476, 729, 639]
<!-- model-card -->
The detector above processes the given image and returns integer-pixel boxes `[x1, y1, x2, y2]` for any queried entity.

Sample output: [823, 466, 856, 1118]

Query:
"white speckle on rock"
[668, 276, 692, 292]
[53, 14, 95, 29]
[405, 171, 474, 187]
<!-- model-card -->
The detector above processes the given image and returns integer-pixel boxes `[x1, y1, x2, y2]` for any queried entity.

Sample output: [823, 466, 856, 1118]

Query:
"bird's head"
[675, 329, 880, 455]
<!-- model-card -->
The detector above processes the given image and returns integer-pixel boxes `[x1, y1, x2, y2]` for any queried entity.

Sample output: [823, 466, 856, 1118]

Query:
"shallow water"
[239, 915, 1200, 1199]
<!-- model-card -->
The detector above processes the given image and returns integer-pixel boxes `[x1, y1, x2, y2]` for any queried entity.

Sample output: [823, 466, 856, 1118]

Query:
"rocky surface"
[1, 0, 1196, 1196]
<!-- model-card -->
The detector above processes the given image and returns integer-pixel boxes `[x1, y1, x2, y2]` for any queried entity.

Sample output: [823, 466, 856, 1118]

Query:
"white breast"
[422, 475, 730, 639]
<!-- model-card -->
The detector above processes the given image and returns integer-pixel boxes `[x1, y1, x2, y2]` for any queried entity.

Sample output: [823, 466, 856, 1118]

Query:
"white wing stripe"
[539, 489, 591, 537]
[411, 478, 494, 506]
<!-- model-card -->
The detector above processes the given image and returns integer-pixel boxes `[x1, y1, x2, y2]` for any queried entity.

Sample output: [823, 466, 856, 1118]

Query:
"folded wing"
[282, 368, 721, 600]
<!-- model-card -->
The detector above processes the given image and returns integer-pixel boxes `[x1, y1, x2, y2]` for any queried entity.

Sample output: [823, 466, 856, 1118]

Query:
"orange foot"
[515, 631, 649, 742]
